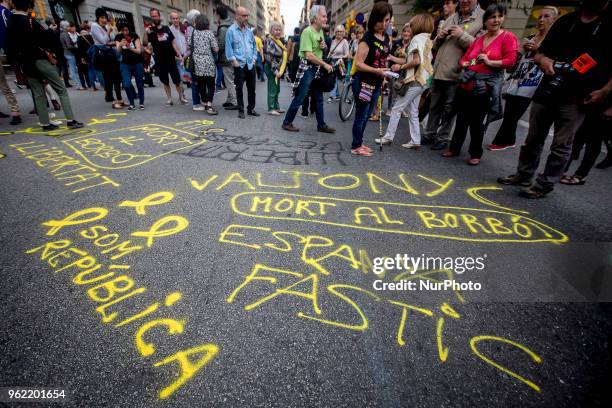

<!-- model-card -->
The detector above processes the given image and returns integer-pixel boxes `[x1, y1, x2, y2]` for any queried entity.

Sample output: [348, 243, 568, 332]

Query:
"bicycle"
[338, 60, 355, 121]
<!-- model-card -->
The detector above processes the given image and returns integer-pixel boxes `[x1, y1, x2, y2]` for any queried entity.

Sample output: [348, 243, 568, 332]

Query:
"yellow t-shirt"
[255, 36, 263, 58]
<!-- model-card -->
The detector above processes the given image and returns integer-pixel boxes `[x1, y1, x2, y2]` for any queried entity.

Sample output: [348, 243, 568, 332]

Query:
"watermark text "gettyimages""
[372, 254, 487, 275]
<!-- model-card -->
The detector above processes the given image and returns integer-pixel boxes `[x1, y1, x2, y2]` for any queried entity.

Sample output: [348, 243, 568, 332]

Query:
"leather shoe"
[282, 123, 299, 132]
[317, 126, 336, 134]
[238, 111, 245, 119]
[518, 186, 551, 199]
[431, 142, 448, 150]
[421, 138, 434, 145]
[497, 174, 531, 186]
[225, 104, 239, 110]
[247, 110, 261, 117]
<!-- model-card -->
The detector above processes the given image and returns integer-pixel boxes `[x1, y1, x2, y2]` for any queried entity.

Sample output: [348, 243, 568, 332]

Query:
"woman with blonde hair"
[376, 13, 434, 149]
[327, 24, 350, 102]
[488, 6, 558, 151]
[264, 21, 288, 115]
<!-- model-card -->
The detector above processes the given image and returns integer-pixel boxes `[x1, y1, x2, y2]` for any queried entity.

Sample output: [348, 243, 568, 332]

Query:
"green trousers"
[264, 63, 280, 111]
[28, 59, 74, 125]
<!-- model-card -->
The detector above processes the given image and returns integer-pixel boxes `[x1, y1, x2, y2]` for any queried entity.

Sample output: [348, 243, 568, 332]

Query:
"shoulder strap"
[327, 39, 342, 57]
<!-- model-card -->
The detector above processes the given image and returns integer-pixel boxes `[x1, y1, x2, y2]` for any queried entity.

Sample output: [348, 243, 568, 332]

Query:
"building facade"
[33, 0, 273, 39]
[301, 0, 581, 38]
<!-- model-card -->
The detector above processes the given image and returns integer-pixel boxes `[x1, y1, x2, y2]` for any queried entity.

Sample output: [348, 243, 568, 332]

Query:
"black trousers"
[59, 57, 70, 86]
[102, 60, 122, 102]
[195, 75, 216, 104]
[449, 88, 490, 159]
[234, 65, 256, 112]
[492, 94, 532, 146]
[565, 110, 611, 178]
[77, 61, 91, 88]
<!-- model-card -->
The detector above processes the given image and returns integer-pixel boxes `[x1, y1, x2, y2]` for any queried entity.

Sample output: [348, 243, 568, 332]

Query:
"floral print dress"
[191, 29, 218, 77]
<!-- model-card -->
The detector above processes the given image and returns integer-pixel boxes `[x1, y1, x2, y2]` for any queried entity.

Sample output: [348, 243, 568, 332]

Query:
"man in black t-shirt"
[499, 0, 612, 199]
[146, 8, 186, 105]
[287, 27, 301, 82]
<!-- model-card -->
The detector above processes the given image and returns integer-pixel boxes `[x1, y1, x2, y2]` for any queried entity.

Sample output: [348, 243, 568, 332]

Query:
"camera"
[536, 62, 577, 102]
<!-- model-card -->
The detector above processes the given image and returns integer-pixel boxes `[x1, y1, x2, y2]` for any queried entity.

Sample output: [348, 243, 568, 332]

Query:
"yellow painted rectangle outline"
[231, 191, 568, 244]
[62, 124, 205, 170]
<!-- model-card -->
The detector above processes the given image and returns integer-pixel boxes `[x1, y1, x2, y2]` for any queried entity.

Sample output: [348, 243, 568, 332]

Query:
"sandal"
[369, 115, 380, 121]
[205, 107, 218, 115]
[112, 102, 123, 109]
[559, 175, 586, 185]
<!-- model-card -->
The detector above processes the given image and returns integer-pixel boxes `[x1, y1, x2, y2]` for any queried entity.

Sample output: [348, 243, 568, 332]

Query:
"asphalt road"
[1, 77, 611, 408]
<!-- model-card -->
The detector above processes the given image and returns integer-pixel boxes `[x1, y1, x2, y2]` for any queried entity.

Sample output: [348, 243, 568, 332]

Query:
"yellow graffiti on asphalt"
[25, 191, 217, 400]
[62, 124, 205, 170]
[230, 191, 567, 244]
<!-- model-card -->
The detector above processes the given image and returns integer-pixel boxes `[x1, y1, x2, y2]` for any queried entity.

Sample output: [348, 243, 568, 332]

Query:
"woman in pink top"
[443, 3, 518, 165]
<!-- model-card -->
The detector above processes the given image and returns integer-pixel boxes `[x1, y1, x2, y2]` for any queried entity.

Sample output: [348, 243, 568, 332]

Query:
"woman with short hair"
[443, 3, 518, 165]
[327, 24, 350, 102]
[91, 7, 124, 109]
[190, 14, 219, 115]
[264, 21, 287, 115]
[488, 6, 558, 151]
[115, 21, 145, 110]
[350, 1, 396, 157]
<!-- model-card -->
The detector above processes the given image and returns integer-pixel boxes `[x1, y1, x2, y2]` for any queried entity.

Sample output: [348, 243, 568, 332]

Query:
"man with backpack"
[287, 27, 301, 82]
[215, 5, 237, 110]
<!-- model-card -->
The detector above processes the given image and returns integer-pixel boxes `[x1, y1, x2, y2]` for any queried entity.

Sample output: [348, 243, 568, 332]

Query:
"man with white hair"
[225, 6, 258, 118]
[282, 5, 335, 133]
[169, 11, 187, 58]
[184, 9, 202, 110]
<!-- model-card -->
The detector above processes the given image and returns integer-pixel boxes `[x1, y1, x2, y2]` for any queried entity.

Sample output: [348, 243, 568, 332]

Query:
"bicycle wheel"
[339, 81, 355, 122]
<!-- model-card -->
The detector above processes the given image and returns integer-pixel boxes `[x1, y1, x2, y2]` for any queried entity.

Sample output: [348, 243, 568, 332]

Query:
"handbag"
[183, 30, 195, 72]
[40, 48, 58, 65]
[358, 82, 375, 102]
[27, 18, 58, 65]
[314, 58, 336, 92]
[91, 45, 117, 69]
[393, 78, 411, 97]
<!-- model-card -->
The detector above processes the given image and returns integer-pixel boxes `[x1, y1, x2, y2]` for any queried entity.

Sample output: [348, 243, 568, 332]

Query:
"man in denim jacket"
[225, 6, 258, 118]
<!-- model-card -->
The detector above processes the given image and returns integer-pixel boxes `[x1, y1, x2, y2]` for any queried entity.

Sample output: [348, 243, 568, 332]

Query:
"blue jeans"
[351, 77, 381, 149]
[256, 54, 264, 81]
[88, 66, 103, 88]
[64, 53, 78, 84]
[215, 63, 224, 88]
[120, 63, 145, 106]
[283, 67, 326, 129]
[190, 69, 201, 106]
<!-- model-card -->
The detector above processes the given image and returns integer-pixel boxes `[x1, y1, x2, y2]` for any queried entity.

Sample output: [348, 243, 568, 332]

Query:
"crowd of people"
[0, 0, 610, 199]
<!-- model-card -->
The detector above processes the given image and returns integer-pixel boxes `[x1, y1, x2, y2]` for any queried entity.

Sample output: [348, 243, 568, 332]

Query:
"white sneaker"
[192, 105, 205, 111]
[401, 142, 421, 150]
[38, 119, 62, 126]
[374, 137, 392, 145]
[268, 110, 281, 115]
